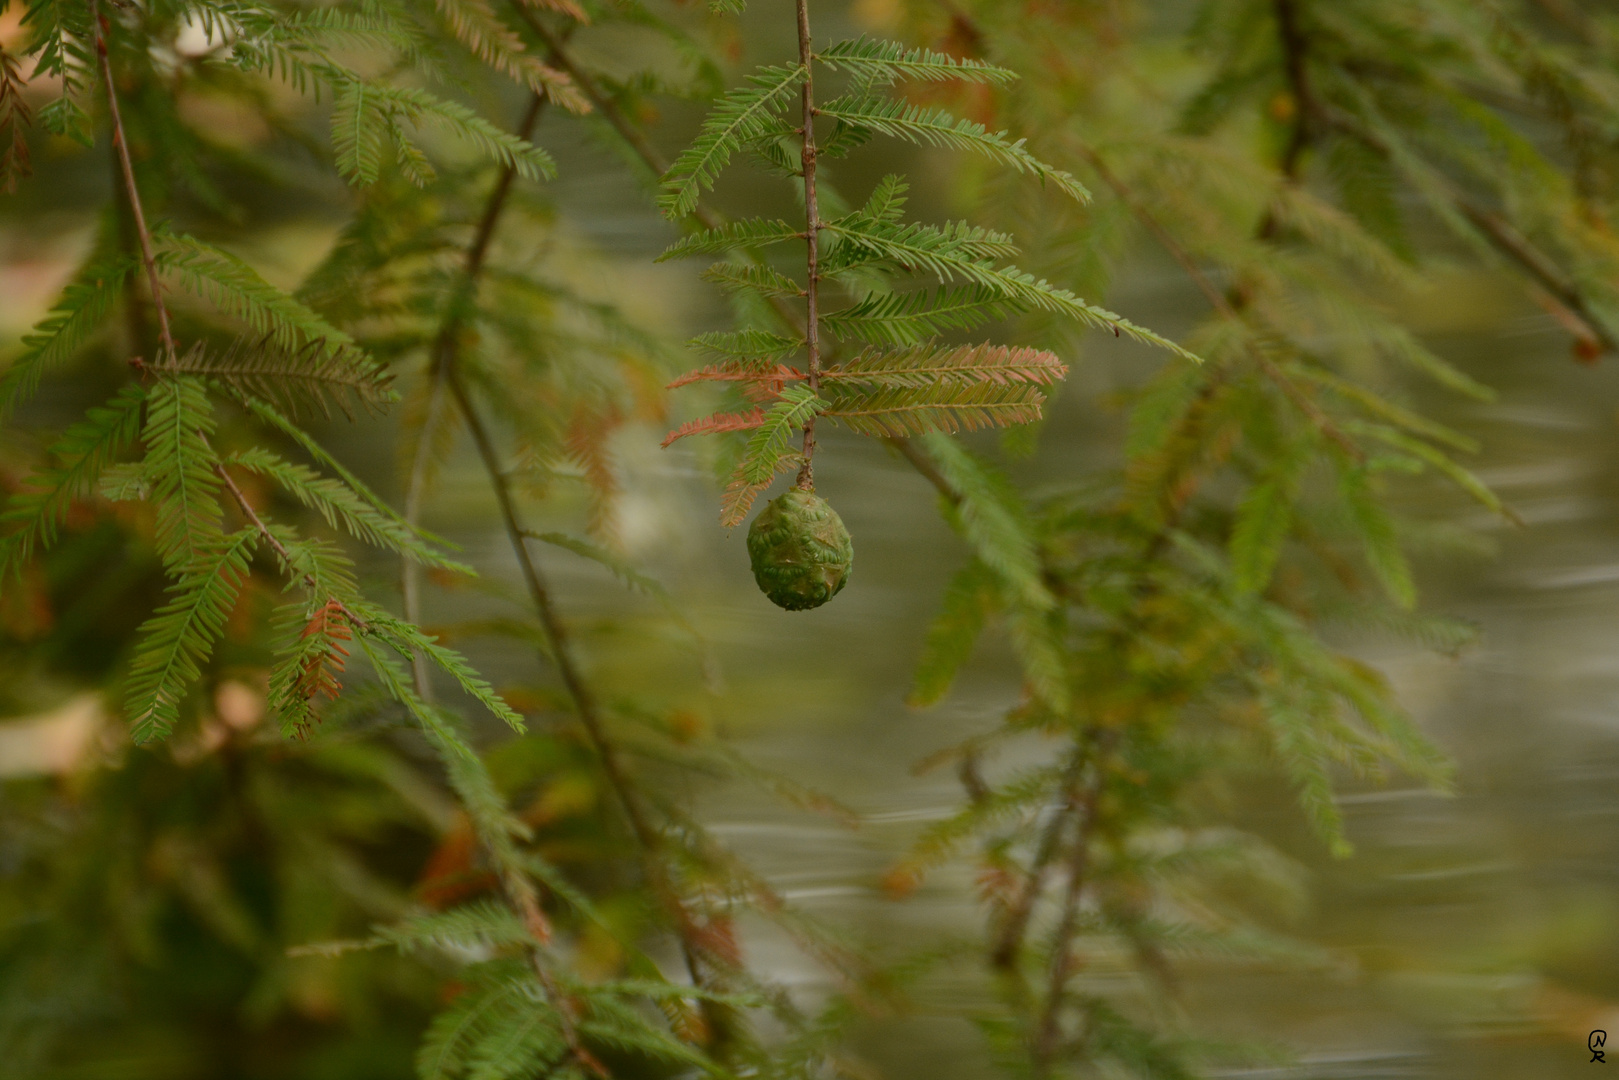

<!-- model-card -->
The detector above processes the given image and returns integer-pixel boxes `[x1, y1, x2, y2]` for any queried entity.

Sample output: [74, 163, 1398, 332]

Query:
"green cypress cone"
[746, 488, 853, 611]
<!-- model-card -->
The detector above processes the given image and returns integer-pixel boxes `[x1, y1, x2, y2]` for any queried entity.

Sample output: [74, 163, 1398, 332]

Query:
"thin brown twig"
[444, 365, 723, 1006]
[1273, 0, 1312, 184]
[519, 901, 608, 1079]
[511, 8, 726, 234]
[110, 148, 152, 359]
[1030, 729, 1117, 1077]
[793, 0, 823, 491]
[403, 88, 553, 700]
[447, 369, 651, 847]
[90, 0, 175, 363]
[387, 37, 684, 918]
[213, 459, 372, 633]
[380, 74, 666, 1067]
[390, 25, 728, 1026]
[1456, 198, 1619, 354]
[989, 749, 1086, 972]
[499, 864, 605, 1076]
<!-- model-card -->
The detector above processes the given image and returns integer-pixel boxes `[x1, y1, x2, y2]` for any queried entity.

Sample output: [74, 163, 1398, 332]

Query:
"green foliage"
[799, 343, 1071, 437]
[816, 36, 1018, 88]
[232, 392, 426, 539]
[921, 433, 1050, 612]
[660, 62, 807, 218]
[0, 2, 826, 1078]
[141, 376, 227, 571]
[825, 342, 1066, 388]
[0, 44, 30, 193]
[158, 234, 365, 363]
[815, 97, 1087, 201]
[171, 336, 396, 419]
[6, 0, 1617, 1077]
[225, 446, 464, 569]
[329, 84, 557, 186]
[842, 0, 1619, 1067]
[822, 284, 1018, 346]
[414, 960, 569, 1080]
[430, 0, 587, 111]
[908, 558, 996, 706]
[656, 218, 805, 261]
[356, 601, 528, 734]
[818, 216, 1194, 354]
[1228, 447, 1306, 596]
[722, 384, 822, 525]
[125, 529, 258, 743]
[1337, 462, 1416, 609]
[0, 253, 135, 416]
[0, 384, 145, 582]
[819, 380, 1048, 438]
[656, 12, 1191, 529]
[692, 328, 805, 362]
[211, 0, 556, 187]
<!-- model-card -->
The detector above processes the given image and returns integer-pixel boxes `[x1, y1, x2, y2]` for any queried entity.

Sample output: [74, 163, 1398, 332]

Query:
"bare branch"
[90, 0, 176, 363]
[794, 0, 823, 490]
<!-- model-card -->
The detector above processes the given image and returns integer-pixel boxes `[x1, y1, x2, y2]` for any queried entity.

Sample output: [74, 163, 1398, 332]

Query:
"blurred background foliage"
[5, 0, 1619, 1078]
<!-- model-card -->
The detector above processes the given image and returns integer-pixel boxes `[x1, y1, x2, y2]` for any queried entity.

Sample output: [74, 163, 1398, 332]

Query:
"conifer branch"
[382, 48, 722, 1046]
[1074, 142, 1363, 461]
[893, 433, 1206, 1025]
[1458, 200, 1618, 356]
[212, 455, 369, 633]
[444, 367, 724, 1006]
[1264, 6, 1619, 356]
[820, 382, 1047, 438]
[0, 384, 146, 582]
[660, 62, 807, 218]
[390, 33, 737, 1030]
[1273, 0, 1312, 180]
[988, 750, 1086, 973]
[173, 337, 393, 419]
[515, 12, 1054, 506]
[0, 44, 33, 193]
[402, 88, 552, 699]
[816, 36, 1018, 87]
[512, 8, 724, 234]
[1031, 729, 1117, 1078]
[384, 56, 726, 1008]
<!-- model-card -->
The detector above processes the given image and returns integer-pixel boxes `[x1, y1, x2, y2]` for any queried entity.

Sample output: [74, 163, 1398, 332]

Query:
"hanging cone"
[746, 488, 853, 611]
